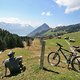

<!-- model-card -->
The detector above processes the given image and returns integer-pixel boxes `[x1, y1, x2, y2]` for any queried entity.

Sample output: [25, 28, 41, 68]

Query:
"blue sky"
[0, 0, 80, 27]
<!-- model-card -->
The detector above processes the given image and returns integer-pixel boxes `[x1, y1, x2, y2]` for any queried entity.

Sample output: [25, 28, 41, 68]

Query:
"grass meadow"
[0, 31, 80, 80]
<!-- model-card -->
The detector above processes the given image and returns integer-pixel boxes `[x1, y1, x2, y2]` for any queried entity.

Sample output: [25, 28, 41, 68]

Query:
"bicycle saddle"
[56, 43, 63, 47]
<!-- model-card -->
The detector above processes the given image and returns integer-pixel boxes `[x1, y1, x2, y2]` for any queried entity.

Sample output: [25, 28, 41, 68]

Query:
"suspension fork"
[52, 51, 59, 59]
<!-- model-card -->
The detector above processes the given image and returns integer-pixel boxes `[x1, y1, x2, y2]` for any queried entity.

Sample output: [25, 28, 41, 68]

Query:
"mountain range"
[28, 23, 50, 37]
[0, 22, 80, 37]
[0, 22, 34, 36]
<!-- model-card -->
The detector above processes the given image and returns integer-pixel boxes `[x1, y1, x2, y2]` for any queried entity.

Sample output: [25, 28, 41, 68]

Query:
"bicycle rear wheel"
[47, 52, 60, 66]
[71, 56, 80, 72]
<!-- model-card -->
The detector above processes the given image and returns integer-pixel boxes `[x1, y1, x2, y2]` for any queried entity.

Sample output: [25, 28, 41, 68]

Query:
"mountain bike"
[47, 43, 80, 72]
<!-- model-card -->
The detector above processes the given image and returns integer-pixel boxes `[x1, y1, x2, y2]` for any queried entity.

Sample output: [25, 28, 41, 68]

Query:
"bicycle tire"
[47, 52, 60, 66]
[71, 56, 80, 72]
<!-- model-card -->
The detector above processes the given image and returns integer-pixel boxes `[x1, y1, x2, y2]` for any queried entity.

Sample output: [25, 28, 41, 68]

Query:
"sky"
[0, 0, 80, 28]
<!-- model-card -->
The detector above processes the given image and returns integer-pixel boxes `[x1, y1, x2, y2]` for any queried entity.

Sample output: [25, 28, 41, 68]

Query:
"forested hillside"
[54, 23, 80, 33]
[43, 23, 80, 37]
[0, 28, 24, 51]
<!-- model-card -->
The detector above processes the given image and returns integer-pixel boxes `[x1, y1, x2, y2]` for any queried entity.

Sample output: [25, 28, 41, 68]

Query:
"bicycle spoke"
[77, 59, 80, 70]
[48, 52, 60, 66]
[72, 56, 80, 72]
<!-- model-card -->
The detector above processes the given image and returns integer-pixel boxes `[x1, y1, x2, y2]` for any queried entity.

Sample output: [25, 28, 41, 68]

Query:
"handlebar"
[56, 43, 63, 47]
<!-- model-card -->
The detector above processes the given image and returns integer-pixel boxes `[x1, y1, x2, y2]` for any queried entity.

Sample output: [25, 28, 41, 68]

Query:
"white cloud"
[55, 0, 80, 13]
[46, 11, 52, 16]
[41, 12, 45, 15]
[0, 17, 28, 25]
[57, 24, 64, 26]
[0, 17, 43, 27]
[41, 11, 52, 16]
[0, 17, 20, 23]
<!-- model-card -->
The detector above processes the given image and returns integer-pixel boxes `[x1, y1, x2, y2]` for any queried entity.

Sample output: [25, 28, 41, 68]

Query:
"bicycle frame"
[57, 47, 73, 61]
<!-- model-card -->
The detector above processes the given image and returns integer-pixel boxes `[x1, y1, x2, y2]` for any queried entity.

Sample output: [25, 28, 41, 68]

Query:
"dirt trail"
[26, 39, 48, 58]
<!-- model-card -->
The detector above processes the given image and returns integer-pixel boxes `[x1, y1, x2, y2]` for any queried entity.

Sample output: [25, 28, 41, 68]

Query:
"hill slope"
[43, 23, 80, 37]
[0, 35, 80, 80]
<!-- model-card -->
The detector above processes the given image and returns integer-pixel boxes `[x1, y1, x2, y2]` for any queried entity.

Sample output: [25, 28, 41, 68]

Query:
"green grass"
[63, 31, 80, 46]
[43, 28, 66, 36]
[43, 29, 55, 36]
[0, 32, 80, 80]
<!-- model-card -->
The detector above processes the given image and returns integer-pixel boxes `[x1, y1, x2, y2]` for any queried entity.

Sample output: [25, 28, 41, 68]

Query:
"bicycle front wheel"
[71, 56, 80, 72]
[47, 52, 60, 66]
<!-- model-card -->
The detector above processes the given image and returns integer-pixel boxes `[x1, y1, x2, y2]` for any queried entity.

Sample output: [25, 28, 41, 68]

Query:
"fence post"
[40, 40, 45, 69]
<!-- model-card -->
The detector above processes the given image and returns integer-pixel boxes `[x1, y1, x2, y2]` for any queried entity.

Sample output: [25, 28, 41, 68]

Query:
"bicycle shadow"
[57, 65, 66, 68]
[43, 67, 59, 74]
[57, 65, 79, 73]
